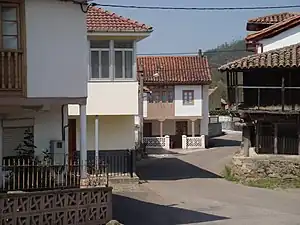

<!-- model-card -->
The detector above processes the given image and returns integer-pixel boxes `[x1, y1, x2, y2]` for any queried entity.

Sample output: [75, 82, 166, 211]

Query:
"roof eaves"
[245, 15, 300, 42]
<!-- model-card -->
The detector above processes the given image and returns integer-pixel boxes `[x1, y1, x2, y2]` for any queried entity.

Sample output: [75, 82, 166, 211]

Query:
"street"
[113, 133, 300, 225]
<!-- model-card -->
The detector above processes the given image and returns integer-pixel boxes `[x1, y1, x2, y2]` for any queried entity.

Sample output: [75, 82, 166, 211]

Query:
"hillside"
[205, 40, 252, 99]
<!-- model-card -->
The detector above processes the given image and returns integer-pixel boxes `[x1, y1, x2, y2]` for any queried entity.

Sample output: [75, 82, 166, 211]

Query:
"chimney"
[198, 49, 203, 57]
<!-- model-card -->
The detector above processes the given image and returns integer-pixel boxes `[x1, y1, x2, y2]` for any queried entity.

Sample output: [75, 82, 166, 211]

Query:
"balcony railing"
[228, 86, 300, 111]
[0, 50, 24, 92]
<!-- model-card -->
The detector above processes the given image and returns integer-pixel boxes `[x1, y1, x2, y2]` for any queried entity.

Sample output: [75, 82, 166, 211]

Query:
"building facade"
[138, 55, 211, 149]
[0, 0, 88, 169]
[68, 7, 152, 162]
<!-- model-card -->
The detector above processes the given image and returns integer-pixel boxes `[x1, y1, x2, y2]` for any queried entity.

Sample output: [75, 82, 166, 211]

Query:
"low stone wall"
[231, 154, 300, 180]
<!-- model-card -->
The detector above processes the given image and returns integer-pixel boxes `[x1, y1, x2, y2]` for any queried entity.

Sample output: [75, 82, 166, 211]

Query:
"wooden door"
[173, 121, 188, 148]
[68, 119, 77, 164]
[143, 122, 152, 137]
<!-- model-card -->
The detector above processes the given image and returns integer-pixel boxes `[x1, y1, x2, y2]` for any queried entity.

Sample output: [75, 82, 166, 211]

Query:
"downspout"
[61, 105, 68, 141]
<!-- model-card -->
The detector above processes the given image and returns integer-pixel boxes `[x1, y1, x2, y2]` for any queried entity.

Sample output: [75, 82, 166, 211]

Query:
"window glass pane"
[90, 51, 99, 78]
[114, 51, 123, 78]
[2, 7, 17, 20]
[2, 22, 18, 35]
[101, 51, 109, 78]
[162, 91, 167, 102]
[148, 94, 153, 103]
[3, 36, 17, 49]
[114, 41, 133, 48]
[153, 92, 160, 103]
[90, 40, 109, 48]
[125, 51, 133, 78]
[168, 91, 173, 102]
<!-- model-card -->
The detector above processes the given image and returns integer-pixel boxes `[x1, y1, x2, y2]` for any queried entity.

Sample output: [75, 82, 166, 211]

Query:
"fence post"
[129, 149, 136, 178]
[182, 135, 187, 149]
[165, 135, 170, 149]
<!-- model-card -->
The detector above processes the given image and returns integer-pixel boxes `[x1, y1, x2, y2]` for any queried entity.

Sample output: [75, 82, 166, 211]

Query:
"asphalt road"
[113, 133, 300, 225]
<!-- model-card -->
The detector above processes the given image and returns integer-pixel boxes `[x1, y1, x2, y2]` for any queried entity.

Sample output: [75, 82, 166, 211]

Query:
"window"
[89, 40, 134, 80]
[0, 5, 20, 49]
[167, 90, 174, 103]
[182, 90, 194, 105]
[90, 40, 110, 79]
[114, 41, 133, 79]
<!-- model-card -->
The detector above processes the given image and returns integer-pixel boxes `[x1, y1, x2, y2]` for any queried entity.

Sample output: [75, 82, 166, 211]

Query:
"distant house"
[138, 55, 212, 149]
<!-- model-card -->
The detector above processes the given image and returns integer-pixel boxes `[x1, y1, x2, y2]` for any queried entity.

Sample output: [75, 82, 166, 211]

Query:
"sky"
[95, 0, 300, 55]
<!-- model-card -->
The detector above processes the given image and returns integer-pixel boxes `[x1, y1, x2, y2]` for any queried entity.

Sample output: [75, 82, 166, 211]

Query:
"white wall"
[1, 105, 63, 157]
[68, 82, 139, 115]
[26, 0, 88, 98]
[174, 85, 202, 117]
[75, 115, 135, 150]
[259, 25, 300, 53]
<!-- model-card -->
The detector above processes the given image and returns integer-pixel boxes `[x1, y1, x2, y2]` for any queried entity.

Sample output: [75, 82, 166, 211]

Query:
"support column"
[274, 123, 278, 154]
[255, 122, 259, 152]
[191, 120, 196, 137]
[95, 115, 99, 170]
[242, 125, 250, 157]
[80, 104, 87, 178]
[159, 119, 164, 137]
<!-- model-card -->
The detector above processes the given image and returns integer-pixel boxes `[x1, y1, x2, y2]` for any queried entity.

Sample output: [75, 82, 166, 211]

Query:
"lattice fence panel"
[0, 187, 112, 225]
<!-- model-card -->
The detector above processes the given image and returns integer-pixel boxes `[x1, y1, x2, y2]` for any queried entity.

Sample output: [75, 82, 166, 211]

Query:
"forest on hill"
[204, 40, 252, 99]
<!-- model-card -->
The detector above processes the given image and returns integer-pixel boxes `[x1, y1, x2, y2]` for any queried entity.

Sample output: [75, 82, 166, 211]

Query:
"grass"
[222, 165, 300, 189]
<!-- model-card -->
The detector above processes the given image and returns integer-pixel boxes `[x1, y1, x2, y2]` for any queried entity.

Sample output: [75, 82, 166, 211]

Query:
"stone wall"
[231, 154, 300, 180]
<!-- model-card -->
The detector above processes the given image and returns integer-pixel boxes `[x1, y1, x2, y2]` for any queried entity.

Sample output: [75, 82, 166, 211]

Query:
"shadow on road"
[113, 194, 229, 225]
[137, 158, 221, 181]
[208, 138, 241, 148]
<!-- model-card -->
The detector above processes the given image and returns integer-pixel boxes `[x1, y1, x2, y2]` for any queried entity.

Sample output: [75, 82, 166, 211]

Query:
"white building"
[138, 55, 211, 149]
[245, 12, 300, 52]
[68, 7, 152, 160]
[0, 0, 88, 168]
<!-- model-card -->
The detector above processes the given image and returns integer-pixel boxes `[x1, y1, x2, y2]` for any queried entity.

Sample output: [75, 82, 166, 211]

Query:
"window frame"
[89, 40, 135, 81]
[89, 48, 110, 80]
[113, 47, 134, 80]
[182, 90, 194, 105]
[0, 3, 20, 50]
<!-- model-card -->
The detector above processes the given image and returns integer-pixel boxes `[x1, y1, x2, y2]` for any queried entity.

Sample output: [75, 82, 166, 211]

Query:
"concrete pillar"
[191, 120, 195, 137]
[80, 104, 87, 178]
[274, 123, 278, 154]
[159, 120, 164, 137]
[242, 125, 250, 157]
[95, 115, 99, 170]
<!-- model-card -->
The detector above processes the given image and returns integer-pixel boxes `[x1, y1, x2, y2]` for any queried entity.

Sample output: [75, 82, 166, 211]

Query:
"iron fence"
[0, 157, 109, 193]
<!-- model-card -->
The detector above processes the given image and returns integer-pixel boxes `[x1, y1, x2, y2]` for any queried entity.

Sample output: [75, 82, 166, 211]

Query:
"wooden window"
[182, 90, 194, 105]
[161, 91, 167, 102]
[0, 4, 20, 49]
[168, 90, 174, 103]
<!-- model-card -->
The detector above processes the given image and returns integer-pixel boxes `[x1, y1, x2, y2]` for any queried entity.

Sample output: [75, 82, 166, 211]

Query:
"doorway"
[68, 119, 77, 164]
[173, 121, 188, 148]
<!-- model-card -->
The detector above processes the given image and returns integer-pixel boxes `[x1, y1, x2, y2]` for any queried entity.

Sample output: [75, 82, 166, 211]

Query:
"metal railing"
[0, 157, 109, 193]
[258, 136, 299, 155]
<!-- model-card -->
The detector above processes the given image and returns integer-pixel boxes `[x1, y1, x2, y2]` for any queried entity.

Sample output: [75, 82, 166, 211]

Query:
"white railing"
[182, 135, 205, 149]
[143, 136, 170, 149]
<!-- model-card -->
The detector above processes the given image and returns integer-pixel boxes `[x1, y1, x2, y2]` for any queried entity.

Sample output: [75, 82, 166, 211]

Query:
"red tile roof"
[87, 7, 153, 33]
[246, 15, 300, 42]
[218, 43, 300, 72]
[247, 12, 300, 25]
[137, 56, 212, 85]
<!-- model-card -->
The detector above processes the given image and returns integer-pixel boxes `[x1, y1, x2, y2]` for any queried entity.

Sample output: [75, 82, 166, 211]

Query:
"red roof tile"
[246, 15, 300, 42]
[247, 12, 300, 25]
[137, 56, 212, 85]
[87, 7, 153, 33]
